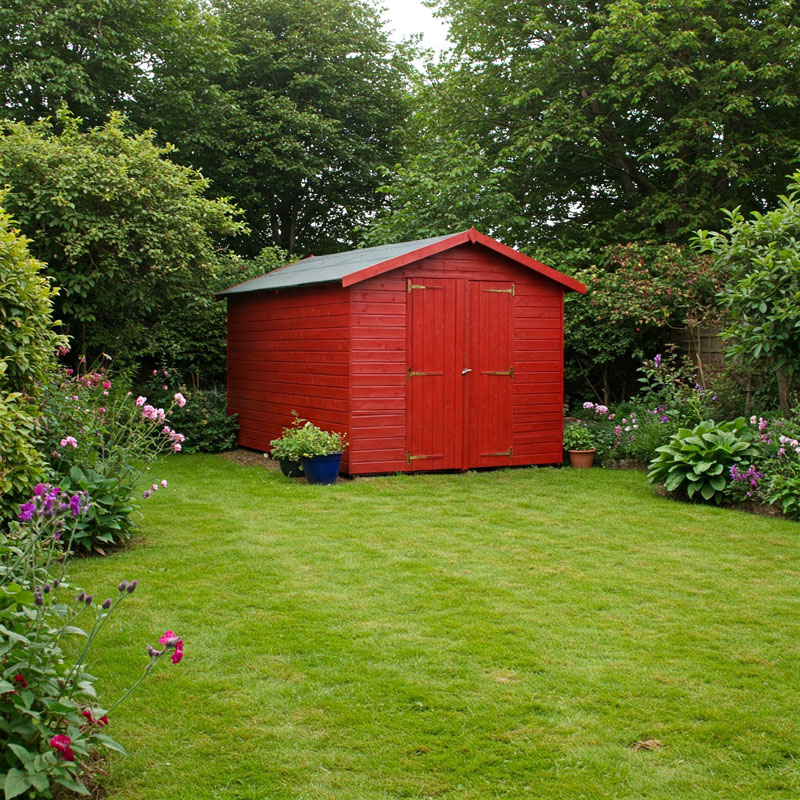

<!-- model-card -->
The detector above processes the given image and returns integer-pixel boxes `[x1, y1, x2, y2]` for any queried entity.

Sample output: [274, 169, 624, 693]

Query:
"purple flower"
[18, 502, 36, 522]
[653, 354, 662, 367]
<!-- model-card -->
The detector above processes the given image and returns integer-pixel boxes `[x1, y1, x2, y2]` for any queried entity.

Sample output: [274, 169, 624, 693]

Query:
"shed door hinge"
[482, 284, 515, 296]
[408, 282, 443, 292]
[407, 452, 443, 464]
[481, 367, 513, 378]
[408, 368, 444, 379]
[480, 447, 513, 458]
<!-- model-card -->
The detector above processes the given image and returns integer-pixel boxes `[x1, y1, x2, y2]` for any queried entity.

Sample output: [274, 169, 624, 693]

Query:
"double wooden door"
[406, 277, 514, 470]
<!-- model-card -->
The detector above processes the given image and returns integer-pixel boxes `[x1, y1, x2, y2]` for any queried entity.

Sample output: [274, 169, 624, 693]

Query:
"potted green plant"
[293, 421, 348, 485]
[269, 413, 307, 477]
[563, 422, 596, 468]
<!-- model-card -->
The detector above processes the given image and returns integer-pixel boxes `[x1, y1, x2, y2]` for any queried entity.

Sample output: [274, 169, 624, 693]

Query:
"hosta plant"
[647, 418, 759, 503]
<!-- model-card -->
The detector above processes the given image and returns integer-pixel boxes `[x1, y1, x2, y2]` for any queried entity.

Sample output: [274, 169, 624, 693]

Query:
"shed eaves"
[216, 232, 455, 296]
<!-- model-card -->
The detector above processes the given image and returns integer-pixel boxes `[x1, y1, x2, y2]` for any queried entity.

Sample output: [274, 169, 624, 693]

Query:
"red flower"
[13, 674, 27, 689]
[82, 708, 109, 726]
[50, 734, 75, 761]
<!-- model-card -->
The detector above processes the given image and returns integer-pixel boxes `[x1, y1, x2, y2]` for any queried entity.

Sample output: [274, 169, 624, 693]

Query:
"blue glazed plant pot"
[301, 453, 343, 485]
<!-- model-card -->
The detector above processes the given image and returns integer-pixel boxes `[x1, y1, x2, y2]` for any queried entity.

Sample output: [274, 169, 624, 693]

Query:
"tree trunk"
[777, 367, 792, 415]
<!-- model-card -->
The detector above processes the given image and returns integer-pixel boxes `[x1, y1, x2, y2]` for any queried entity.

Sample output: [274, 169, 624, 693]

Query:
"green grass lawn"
[68, 456, 800, 799]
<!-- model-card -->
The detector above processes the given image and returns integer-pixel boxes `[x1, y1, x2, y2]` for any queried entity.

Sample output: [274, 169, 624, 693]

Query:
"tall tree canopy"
[139, 0, 414, 256]
[0, 0, 413, 257]
[0, 0, 228, 126]
[389, 0, 800, 251]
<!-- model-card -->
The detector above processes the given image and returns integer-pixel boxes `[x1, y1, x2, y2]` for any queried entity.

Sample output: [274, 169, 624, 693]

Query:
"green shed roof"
[216, 228, 586, 297]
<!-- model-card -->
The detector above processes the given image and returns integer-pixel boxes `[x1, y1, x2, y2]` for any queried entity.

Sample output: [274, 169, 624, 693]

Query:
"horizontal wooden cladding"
[228, 362, 349, 379]
[228, 314, 349, 334]
[348, 457, 407, 474]
[351, 413, 405, 429]
[234, 393, 349, 415]
[229, 351, 349, 366]
[229, 303, 349, 324]
[228, 326, 349, 344]
[351, 363, 406, 377]
[352, 398, 405, 412]
[350, 435, 405, 454]
[351, 301, 406, 316]
[350, 325, 405, 340]
[232, 405, 349, 430]
[351, 350, 405, 364]
[230, 382, 349, 403]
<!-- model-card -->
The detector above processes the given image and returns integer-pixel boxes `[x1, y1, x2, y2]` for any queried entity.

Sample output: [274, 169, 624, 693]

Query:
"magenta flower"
[142, 490, 152, 499]
[159, 630, 185, 664]
[160, 479, 168, 488]
[50, 734, 74, 761]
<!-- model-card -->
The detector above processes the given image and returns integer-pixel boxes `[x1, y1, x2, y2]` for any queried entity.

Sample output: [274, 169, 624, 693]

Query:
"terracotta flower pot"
[568, 449, 596, 469]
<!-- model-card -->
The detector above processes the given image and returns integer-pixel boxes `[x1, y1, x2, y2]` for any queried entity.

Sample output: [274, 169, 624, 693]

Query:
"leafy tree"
[423, 0, 800, 250]
[361, 119, 525, 246]
[565, 243, 721, 402]
[141, 0, 414, 257]
[694, 170, 800, 413]
[0, 111, 245, 375]
[0, 0, 228, 127]
[0, 199, 65, 517]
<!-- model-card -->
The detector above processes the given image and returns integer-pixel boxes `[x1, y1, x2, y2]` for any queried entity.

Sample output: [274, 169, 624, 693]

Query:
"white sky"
[380, 0, 452, 56]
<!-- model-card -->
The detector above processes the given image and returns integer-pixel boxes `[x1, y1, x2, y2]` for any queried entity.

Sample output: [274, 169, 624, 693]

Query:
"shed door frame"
[406, 277, 514, 470]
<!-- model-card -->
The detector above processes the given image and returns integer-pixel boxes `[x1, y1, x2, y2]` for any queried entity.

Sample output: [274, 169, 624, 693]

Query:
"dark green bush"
[0, 201, 65, 520]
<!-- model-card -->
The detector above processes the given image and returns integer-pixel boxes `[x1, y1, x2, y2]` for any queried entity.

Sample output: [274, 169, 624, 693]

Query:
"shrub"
[41, 363, 186, 550]
[1, 485, 184, 797]
[141, 370, 237, 453]
[647, 418, 759, 503]
[0, 200, 66, 521]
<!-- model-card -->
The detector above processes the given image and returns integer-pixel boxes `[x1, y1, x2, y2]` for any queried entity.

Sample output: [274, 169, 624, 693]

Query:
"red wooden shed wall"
[226, 285, 352, 472]
[348, 243, 564, 473]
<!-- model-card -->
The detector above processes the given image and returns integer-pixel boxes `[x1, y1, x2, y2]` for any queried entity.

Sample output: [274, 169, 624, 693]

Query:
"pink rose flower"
[174, 392, 187, 408]
[135, 396, 146, 406]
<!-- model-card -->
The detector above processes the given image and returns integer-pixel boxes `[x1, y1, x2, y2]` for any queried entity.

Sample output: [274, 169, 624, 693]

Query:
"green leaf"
[6, 744, 31, 764]
[93, 733, 127, 755]
[3, 769, 32, 800]
[55, 774, 90, 795]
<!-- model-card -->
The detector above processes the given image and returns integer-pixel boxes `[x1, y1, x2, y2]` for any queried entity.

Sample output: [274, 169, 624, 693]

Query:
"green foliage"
[141, 371, 238, 454]
[141, 0, 413, 257]
[694, 170, 800, 412]
[41, 364, 187, 550]
[0, 202, 65, 520]
[362, 124, 525, 246]
[647, 418, 759, 503]
[0, 0, 229, 127]
[1, 487, 182, 797]
[269, 413, 309, 462]
[563, 423, 595, 451]
[292, 421, 348, 458]
[564, 243, 722, 401]
[427, 0, 800, 250]
[0, 394, 46, 521]
[0, 111, 245, 371]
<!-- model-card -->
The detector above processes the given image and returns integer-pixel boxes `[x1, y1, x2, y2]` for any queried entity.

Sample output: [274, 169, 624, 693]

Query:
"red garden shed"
[217, 228, 586, 475]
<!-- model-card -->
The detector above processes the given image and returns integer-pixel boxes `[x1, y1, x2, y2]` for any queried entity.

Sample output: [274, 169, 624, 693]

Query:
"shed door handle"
[462, 368, 472, 375]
